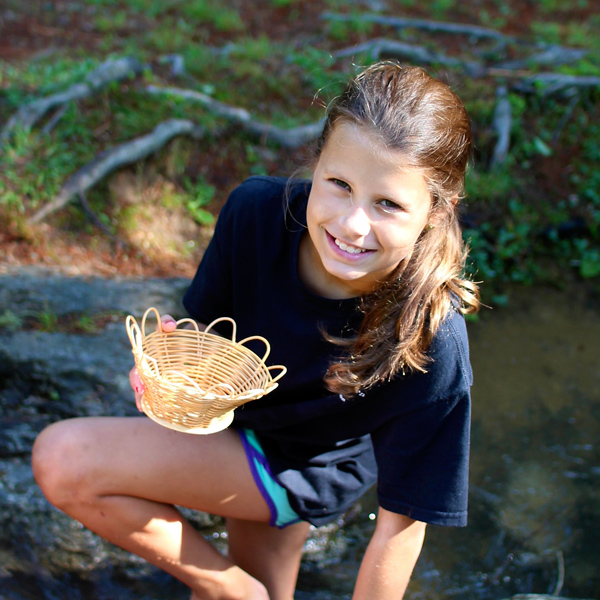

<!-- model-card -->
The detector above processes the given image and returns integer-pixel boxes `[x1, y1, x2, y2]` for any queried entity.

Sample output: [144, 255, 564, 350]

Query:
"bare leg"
[32, 417, 276, 600]
[227, 518, 310, 600]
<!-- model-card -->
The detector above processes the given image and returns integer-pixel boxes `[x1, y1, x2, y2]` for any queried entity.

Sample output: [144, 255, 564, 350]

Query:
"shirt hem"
[378, 496, 468, 527]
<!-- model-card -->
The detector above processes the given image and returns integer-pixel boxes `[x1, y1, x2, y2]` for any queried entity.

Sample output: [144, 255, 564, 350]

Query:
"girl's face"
[300, 122, 432, 299]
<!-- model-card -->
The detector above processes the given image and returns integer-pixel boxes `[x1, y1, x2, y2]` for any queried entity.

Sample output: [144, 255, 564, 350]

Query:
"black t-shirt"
[183, 176, 473, 527]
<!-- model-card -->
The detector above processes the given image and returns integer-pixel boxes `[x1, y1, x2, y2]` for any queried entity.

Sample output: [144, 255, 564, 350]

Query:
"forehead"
[322, 122, 417, 171]
[320, 122, 431, 198]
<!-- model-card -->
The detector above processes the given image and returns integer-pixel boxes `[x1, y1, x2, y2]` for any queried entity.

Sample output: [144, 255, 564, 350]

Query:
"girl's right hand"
[129, 314, 178, 411]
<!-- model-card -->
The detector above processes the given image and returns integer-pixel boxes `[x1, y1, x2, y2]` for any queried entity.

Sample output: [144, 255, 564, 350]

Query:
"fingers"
[130, 315, 175, 413]
[129, 367, 145, 412]
[160, 314, 177, 333]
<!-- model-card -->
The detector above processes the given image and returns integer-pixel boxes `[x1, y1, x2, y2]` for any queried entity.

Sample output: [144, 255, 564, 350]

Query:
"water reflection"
[405, 284, 600, 600]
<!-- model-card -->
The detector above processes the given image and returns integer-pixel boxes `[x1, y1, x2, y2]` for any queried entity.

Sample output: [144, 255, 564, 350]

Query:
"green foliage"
[538, 0, 588, 14]
[179, 0, 243, 31]
[0, 310, 23, 332]
[36, 309, 60, 333]
[0, 56, 100, 95]
[182, 178, 216, 226]
[325, 12, 374, 41]
[530, 21, 564, 45]
[430, 0, 456, 18]
[2, 0, 599, 291]
[290, 47, 338, 93]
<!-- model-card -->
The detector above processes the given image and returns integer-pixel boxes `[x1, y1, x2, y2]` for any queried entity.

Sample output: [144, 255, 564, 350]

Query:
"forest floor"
[1, 1, 599, 285]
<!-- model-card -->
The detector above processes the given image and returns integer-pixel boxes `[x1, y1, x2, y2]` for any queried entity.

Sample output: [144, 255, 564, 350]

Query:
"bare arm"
[352, 507, 426, 600]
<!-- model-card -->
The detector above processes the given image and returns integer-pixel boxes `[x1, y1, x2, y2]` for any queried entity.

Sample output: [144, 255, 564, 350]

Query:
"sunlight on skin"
[221, 494, 238, 504]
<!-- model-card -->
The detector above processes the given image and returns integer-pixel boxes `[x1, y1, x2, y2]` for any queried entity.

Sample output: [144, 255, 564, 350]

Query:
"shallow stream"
[2, 283, 599, 599]
[295, 284, 600, 599]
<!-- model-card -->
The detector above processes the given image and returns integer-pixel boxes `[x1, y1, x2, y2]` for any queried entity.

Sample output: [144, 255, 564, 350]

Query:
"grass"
[0, 0, 599, 294]
[0, 307, 128, 334]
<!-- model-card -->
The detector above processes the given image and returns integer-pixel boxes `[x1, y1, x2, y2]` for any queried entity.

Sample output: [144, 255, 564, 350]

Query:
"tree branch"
[322, 12, 513, 44]
[334, 38, 486, 76]
[1, 57, 143, 143]
[145, 85, 324, 148]
[515, 73, 600, 95]
[497, 45, 588, 70]
[28, 119, 201, 224]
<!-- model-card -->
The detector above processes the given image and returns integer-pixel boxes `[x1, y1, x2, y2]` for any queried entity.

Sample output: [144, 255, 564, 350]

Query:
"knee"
[32, 419, 92, 509]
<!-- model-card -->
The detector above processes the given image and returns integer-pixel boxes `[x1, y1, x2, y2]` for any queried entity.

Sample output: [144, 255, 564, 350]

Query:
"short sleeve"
[372, 391, 471, 526]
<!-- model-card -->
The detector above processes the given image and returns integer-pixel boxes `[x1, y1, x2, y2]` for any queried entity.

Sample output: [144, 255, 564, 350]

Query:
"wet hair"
[318, 61, 480, 397]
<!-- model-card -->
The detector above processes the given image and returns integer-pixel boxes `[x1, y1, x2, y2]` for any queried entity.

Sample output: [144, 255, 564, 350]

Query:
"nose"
[342, 204, 371, 238]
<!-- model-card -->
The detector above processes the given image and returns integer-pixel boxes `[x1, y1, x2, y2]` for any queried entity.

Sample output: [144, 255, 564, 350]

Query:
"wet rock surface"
[0, 268, 355, 599]
[0, 269, 224, 598]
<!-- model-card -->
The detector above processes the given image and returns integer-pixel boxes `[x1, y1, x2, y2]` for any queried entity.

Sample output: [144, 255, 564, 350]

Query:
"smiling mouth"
[332, 235, 370, 255]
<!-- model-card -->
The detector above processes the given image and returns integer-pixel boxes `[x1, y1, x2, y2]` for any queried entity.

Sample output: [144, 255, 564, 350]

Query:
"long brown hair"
[318, 62, 480, 397]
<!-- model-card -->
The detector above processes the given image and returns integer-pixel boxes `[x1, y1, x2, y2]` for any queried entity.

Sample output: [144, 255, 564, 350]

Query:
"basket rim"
[126, 307, 287, 403]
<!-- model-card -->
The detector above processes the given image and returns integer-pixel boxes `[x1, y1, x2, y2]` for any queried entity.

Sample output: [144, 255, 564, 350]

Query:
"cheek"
[380, 226, 423, 258]
[307, 194, 333, 228]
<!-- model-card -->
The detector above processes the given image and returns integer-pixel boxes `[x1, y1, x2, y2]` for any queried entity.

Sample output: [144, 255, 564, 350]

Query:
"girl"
[32, 62, 479, 600]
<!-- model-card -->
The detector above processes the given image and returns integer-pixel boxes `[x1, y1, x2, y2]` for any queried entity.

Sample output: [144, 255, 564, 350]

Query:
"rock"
[0, 268, 350, 599]
[0, 269, 224, 592]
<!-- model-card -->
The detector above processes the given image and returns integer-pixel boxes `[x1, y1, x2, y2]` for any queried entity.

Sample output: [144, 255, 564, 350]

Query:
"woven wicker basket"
[126, 307, 286, 434]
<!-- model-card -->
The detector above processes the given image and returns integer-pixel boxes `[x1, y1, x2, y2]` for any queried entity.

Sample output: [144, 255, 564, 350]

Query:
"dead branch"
[334, 38, 486, 76]
[322, 12, 512, 44]
[490, 85, 512, 169]
[146, 85, 252, 122]
[244, 119, 325, 149]
[28, 119, 201, 224]
[515, 73, 600, 95]
[497, 45, 588, 71]
[0, 57, 143, 143]
[145, 85, 325, 148]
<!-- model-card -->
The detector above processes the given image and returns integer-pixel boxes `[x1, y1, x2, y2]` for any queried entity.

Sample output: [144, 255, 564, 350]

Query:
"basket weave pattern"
[126, 307, 286, 434]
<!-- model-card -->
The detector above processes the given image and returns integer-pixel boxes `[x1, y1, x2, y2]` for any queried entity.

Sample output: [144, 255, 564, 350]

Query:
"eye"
[378, 198, 403, 212]
[331, 178, 351, 191]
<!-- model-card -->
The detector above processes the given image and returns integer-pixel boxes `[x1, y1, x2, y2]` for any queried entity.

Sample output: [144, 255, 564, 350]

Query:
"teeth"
[335, 238, 367, 254]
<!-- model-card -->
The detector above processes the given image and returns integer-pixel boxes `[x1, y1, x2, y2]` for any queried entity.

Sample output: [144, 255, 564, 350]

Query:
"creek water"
[2, 284, 599, 600]
[297, 284, 600, 600]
